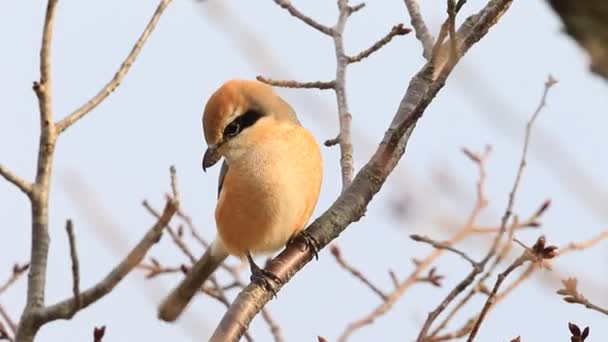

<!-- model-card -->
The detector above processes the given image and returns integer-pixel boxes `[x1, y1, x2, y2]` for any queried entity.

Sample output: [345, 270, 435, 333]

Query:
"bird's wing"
[217, 160, 229, 199]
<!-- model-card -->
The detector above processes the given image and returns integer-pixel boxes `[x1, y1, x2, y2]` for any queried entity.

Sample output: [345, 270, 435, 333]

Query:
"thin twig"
[55, 0, 172, 134]
[429, 230, 608, 341]
[272, 0, 334, 36]
[0, 264, 29, 295]
[39, 199, 178, 322]
[261, 308, 285, 342]
[447, 0, 457, 60]
[142, 200, 196, 262]
[176, 208, 210, 248]
[467, 236, 558, 340]
[0, 305, 16, 336]
[557, 277, 608, 316]
[415, 75, 556, 342]
[347, 24, 411, 63]
[256, 76, 335, 90]
[330, 245, 388, 301]
[169, 165, 180, 204]
[340, 147, 490, 342]
[410, 235, 478, 267]
[65, 220, 81, 313]
[403, 0, 434, 60]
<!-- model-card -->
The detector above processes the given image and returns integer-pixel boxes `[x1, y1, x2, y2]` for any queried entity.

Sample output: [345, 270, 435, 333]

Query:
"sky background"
[1, 0, 607, 341]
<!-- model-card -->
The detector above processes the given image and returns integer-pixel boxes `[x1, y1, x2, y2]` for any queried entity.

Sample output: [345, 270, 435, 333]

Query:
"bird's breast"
[214, 125, 322, 257]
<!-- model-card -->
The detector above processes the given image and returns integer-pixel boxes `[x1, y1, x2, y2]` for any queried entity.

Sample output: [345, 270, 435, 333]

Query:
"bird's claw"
[247, 252, 281, 297]
[288, 231, 320, 260]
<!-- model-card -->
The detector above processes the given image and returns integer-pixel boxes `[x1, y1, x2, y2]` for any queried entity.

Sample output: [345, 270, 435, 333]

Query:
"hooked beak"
[202, 144, 221, 172]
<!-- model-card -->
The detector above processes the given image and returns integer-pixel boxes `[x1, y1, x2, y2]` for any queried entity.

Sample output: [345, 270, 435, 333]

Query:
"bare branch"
[347, 24, 411, 63]
[324, 135, 340, 147]
[340, 145, 490, 341]
[0, 165, 33, 196]
[467, 236, 558, 340]
[415, 74, 556, 342]
[55, 0, 172, 134]
[176, 208, 210, 248]
[0, 305, 16, 337]
[169, 165, 180, 203]
[261, 308, 285, 342]
[410, 235, 478, 267]
[256, 76, 335, 90]
[560, 230, 608, 253]
[330, 245, 388, 301]
[39, 200, 177, 323]
[430, 230, 608, 341]
[332, 0, 355, 189]
[272, 0, 334, 36]
[403, 0, 434, 60]
[32, 0, 58, 124]
[447, 0, 458, 60]
[65, 220, 81, 313]
[142, 200, 196, 262]
[0, 264, 29, 296]
[557, 277, 608, 316]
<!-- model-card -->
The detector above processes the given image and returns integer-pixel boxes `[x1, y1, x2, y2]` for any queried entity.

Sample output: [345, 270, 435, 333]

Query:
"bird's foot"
[247, 252, 281, 297]
[287, 230, 320, 260]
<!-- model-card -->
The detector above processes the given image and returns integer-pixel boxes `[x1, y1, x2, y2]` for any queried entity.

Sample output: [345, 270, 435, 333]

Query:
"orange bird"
[158, 79, 323, 322]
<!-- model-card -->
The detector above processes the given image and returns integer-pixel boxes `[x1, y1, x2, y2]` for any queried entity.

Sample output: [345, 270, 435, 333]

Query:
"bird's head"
[201, 79, 299, 171]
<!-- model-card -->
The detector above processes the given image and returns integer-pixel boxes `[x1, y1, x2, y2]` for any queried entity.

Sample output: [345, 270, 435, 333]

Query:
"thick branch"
[24, 0, 60, 323]
[55, 0, 172, 134]
[208, 1, 515, 340]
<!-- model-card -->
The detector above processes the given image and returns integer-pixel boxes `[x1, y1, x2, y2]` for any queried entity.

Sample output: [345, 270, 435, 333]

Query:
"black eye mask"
[223, 110, 263, 139]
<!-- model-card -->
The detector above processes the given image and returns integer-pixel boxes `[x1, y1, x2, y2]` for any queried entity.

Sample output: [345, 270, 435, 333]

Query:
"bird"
[158, 79, 323, 322]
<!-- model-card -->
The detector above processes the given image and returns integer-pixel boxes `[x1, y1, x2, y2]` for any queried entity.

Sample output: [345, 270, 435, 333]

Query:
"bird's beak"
[202, 144, 221, 172]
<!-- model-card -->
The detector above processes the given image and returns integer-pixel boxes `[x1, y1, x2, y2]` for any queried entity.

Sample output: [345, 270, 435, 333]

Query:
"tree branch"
[403, 0, 435, 60]
[55, 0, 172, 134]
[39, 200, 177, 323]
[65, 220, 81, 314]
[256, 76, 336, 90]
[0, 165, 33, 196]
[347, 24, 411, 63]
[272, 0, 334, 36]
[330, 245, 388, 301]
[14, 2, 173, 340]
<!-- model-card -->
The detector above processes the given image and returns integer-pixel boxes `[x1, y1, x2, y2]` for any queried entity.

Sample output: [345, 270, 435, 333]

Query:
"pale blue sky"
[1, 1, 607, 341]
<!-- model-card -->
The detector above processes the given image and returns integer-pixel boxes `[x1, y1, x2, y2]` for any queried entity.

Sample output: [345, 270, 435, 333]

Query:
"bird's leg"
[287, 230, 320, 260]
[246, 252, 281, 296]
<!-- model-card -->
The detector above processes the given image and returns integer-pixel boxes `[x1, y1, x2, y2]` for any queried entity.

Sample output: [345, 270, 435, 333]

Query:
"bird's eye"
[224, 122, 240, 138]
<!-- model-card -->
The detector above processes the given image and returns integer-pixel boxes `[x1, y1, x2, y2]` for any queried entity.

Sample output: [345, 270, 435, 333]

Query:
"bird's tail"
[158, 241, 228, 322]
